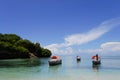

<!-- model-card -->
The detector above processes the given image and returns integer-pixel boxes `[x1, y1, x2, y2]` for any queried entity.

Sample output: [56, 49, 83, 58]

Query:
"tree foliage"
[40, 48, 52, 57]
[0, 33, 52, 59]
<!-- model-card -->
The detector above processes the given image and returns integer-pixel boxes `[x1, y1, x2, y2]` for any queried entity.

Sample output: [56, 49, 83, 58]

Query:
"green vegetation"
[0, 33, 52, 59]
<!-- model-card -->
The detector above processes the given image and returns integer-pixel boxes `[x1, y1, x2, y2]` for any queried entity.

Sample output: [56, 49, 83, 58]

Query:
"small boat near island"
[48, 56, 62, 66]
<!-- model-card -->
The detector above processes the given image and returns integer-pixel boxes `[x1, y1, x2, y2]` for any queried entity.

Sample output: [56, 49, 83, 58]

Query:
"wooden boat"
[48, 56, 62, 66]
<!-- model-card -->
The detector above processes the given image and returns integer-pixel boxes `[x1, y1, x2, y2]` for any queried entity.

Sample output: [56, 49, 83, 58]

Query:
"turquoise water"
[0, 55, 120, 80]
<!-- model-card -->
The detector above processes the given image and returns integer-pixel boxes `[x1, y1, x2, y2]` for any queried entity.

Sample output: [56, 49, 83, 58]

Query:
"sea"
[0, 55, 120, 80]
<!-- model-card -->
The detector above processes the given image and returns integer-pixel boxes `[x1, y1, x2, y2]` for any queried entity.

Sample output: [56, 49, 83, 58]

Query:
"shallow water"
[0, 55, 120, 80]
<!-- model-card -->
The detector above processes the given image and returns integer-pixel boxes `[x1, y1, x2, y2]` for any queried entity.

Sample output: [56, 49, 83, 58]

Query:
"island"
[0, 33, 52, 59]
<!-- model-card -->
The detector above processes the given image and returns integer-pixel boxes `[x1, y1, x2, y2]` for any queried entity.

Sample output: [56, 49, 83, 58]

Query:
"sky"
[0, 0, 120, 56]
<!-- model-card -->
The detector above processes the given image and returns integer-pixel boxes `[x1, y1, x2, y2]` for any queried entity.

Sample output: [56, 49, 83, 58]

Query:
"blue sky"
[0, 0, 120, 55]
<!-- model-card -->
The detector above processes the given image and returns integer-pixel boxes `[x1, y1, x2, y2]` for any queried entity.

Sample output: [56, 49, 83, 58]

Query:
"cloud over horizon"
[44, 17, 120, 55]
[78, 42, 120, 56]
[101, 42, 120, 52]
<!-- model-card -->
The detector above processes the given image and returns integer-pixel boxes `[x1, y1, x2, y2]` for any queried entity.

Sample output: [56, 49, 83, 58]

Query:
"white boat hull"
[49, 59, 62, 66]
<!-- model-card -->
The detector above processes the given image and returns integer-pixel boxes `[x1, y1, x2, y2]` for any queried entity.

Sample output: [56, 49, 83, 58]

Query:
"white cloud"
[64, 27, 107, 46]
[44, 17, 120, 54]
[64, 17, 120, 46]
[78, 42, 120, 55]
[101, 42, 120, 52]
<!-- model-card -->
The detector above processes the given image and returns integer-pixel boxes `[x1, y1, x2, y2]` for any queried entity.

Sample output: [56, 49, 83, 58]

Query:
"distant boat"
[92, 54, 101, 65]
[76, 56, 81, 61]
[48, 56, 62, 66]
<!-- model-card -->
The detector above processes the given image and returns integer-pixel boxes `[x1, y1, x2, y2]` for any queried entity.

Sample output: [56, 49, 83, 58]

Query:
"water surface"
[0, 55, 120, 80]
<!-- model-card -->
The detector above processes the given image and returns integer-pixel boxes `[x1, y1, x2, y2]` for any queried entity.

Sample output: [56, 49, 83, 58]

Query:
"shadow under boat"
[92, 64, 101, 71]
[92, 61, 101, 71]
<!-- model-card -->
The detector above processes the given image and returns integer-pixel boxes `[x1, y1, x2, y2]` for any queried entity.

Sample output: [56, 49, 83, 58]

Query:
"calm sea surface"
[0, 55, 120, 80]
